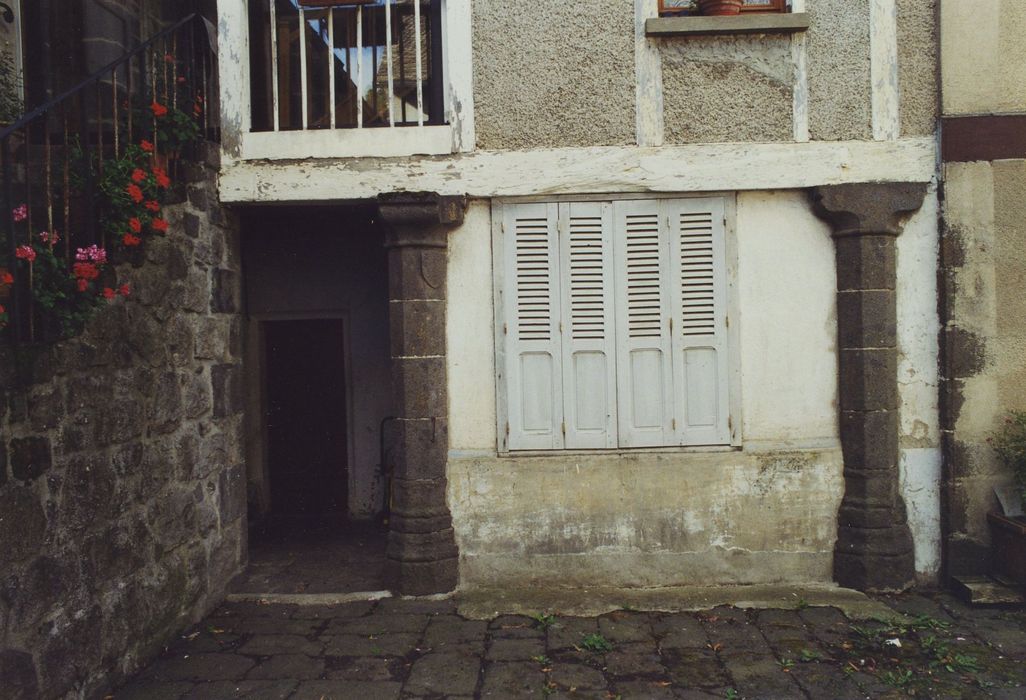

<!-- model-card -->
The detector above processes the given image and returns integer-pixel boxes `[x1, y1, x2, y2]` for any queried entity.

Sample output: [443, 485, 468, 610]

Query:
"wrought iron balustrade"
[0, 13, 217, 344]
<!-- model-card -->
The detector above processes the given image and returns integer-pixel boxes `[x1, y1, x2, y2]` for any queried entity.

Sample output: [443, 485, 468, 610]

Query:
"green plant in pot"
[988, 410, 1026, 585]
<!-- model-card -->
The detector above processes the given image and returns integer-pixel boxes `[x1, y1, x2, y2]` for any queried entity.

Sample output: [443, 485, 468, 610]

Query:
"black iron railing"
[0, 13, 218, 344]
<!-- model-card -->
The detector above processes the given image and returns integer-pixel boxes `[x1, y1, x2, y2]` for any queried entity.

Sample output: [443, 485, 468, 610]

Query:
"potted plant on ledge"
[989, 411, 1026, 586]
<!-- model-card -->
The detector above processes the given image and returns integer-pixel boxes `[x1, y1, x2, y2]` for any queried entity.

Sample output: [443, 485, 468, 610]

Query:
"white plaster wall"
[895, 184, 942, 580]
[446, 192, 848, 588]
[735, 191, 838, 449]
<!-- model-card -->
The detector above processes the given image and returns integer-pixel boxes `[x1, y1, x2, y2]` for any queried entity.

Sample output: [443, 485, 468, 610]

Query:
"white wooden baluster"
[270, 0, 280, 131]
[328, 7, 336, 129]
[299, 6, 308, 129]
[414, 0, 424, 126]
[357, 5, 363, 129]
[385, 0, 395, 127]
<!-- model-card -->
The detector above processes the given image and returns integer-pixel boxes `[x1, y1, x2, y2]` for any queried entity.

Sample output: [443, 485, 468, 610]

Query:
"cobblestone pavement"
[115, 593, 1026, 699]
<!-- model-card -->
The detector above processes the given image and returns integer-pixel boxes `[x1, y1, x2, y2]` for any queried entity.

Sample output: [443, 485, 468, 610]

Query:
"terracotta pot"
[698, 0, 743, 15]
[988, 511, 1026, 585]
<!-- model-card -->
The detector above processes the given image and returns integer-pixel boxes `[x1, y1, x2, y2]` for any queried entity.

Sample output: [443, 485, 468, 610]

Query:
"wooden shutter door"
[499, 203, 565, 450]
[559, 202, 617, 449]
[667, 198, 731, 445]
[613, 200, 675, 447]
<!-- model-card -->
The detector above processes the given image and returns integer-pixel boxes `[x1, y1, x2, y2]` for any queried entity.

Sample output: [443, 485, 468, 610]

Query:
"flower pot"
[988, 511, 1026, 585]
[698, 0, 744, 15]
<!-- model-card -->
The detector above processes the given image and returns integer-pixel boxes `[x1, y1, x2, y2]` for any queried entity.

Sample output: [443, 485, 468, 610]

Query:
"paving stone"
[322, 633, 421, 657]
[721, 651, 803, 698]
[405, 652, 481, 696]
[605, 647, 667, 678]
[614, 680, 676, 699]
[489, 615, 545, 639]
[599, 612, 655, 644]
[213, 602, 298, 619]
[663, 648, 730, 689]
[330, 613, 429, 636]
[789, 663, 865, 700]
[143, 654, 256, 681]
[652, 612, 704, 638]
[324, 656, 398, 681]
[548, 662, 607, 690]
[245, 654, 324, 680]
[290, 680, 401, 700]
[547, 617, 599, 652]
[291, 601, 377, 619]
[422, 616, 489, 651]
[215, 617, 323, 636]
[673, 689, 732, 699]
[479, 661, 546, 697]
[756, 609, 805, 628]
[169, 630, 241, 654]
[487, 637, 546, 661]
[182, 680, 297, 699]
[702, 621, 773, 654]
[236, 634, 322, 656]
[115, 681, 194, 699]
[546, 691, 609, 700]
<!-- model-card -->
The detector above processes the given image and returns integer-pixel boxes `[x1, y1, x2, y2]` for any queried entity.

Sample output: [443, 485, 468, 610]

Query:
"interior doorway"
[237, 204, 393, 595]
[264, 318, 348, 521]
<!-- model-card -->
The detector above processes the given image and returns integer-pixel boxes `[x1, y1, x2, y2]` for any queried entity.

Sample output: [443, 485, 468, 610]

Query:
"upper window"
[248, 0, 444, 132]
[494, 198, 732, 452]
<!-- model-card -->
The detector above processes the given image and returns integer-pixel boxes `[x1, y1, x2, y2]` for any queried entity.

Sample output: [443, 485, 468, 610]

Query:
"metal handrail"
[0, 13, 200, 143]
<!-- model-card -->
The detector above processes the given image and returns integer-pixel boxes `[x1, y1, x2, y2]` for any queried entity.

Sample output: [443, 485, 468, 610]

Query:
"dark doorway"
[264, 318, 348, 520]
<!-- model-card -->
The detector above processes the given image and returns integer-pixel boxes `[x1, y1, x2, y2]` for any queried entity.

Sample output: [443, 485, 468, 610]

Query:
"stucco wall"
[447, 193, 846, 587]
[897, 0, 939, 137]
[472, 0, 635, 150]
[806, 0, 872, 141]
[941, 0, 1026, 116]
[659, 36, 793, 144]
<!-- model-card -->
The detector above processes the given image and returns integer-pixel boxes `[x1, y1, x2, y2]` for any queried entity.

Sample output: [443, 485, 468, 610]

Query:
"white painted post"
[385, 0, 395, 127]
[635, 0, 664, 147]
[269, 0, 280, 131]
[444, 0, 475, 152]
[870, 0, 900, 140]
[357, 5, 363, 129]
[790, 0, 809, 142]
[328, 7, 336, 129]
[218, 0, 252, 159]
[414, 0, 424, 126]
[299, 7, 308, 129]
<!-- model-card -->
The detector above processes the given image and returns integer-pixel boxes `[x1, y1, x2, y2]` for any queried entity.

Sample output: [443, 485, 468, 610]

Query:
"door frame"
[244, 310, 356, 520]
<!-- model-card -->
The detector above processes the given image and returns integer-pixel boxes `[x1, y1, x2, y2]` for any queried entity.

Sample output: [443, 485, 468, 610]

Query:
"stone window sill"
[645, 13, 810, 37]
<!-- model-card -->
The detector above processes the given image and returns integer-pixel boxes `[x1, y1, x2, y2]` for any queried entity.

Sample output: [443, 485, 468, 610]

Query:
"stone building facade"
[0, 146, 245, 699]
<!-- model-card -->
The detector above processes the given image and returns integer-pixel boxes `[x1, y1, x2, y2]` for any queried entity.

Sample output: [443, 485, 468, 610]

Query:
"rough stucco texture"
[0, 148, 246, 699]
[472, 0, 635, 150]
[660, 36, 793, 144]
[897, 0, 938, 137]
[449, 450, 843, 589]
[807, 0, 872, 141]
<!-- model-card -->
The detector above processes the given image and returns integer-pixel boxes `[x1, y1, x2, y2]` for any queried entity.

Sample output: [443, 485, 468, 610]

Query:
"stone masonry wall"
[0, 144, 246, 699]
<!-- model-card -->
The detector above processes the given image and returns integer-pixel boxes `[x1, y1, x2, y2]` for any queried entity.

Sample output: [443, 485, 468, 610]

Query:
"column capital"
[378, 192, 466, 248]
[811, 182, 928, 237]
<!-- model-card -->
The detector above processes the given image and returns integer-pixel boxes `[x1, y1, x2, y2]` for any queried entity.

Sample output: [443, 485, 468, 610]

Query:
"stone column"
[378, 192, 465, 596]
[811, 183, 927, 592]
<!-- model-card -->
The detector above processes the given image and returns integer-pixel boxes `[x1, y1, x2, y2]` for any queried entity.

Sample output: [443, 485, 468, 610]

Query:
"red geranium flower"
[102, 287, 116, 300]
[122, 233, 141, 247]
[129, 218, 142, 233]
[76, 278, 88, 292]
[73, 262, 100, 280]
[1, 271, 12, 285]
[126, 184, 144, 203]
[151, 101, 168, 117]
[144, 200, 161, 212]
[151, 218, 169, 233]
[153, 168, 171, 189]
[140, 139, 154, 153]
[15, 245, 35, 262]
[118, 284, 131, 297]
[131, 168, 147, 183]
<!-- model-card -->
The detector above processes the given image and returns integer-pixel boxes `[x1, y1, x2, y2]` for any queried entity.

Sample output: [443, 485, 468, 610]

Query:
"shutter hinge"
[725, 316, 729, 329]
[669, 317, 673, 333]
[501, 221, 506, 235]
[503, 322, 508, 335]
[728, 415, 733, 432]
[559, 321, 564, 334]
[561, 421, 566, 436]
[505, 422, 510, 436]
[672, 418, 676, 430]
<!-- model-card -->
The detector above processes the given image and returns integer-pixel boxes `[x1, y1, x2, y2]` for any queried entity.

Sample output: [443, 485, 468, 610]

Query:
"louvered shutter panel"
[558, 202, 617, 449]
[668, 198, 730, 445]
[613, 200, 675, 447]
[501, 203, 564, 450]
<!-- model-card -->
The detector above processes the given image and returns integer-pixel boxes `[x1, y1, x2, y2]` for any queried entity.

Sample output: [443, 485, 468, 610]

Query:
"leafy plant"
[531, 613, 556, 630]
[990, 410, 1026, 509]
[881, 669, 914, 688]
[579, 633, 614, 653]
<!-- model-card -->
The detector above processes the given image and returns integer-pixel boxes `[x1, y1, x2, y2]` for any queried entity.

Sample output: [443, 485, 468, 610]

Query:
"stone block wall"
[0, 144, 246, 699]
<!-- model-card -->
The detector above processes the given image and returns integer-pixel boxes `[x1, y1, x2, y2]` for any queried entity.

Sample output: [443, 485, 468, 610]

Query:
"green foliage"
[0, 49, 22, 124]
[531, 613, 556, 630]
[27, 246, 109, 339]
[579, 633, 614, 653]
[990, 410, 1026, 509]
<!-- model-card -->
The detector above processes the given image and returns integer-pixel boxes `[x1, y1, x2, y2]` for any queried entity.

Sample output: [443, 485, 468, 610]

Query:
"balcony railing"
[0, 13, 217, 344]
[248, 0, 445, 132]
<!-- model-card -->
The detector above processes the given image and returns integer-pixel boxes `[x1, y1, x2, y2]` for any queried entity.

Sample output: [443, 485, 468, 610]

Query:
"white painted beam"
[218, 0, 251, 162]
[219, 138, 938, 203]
